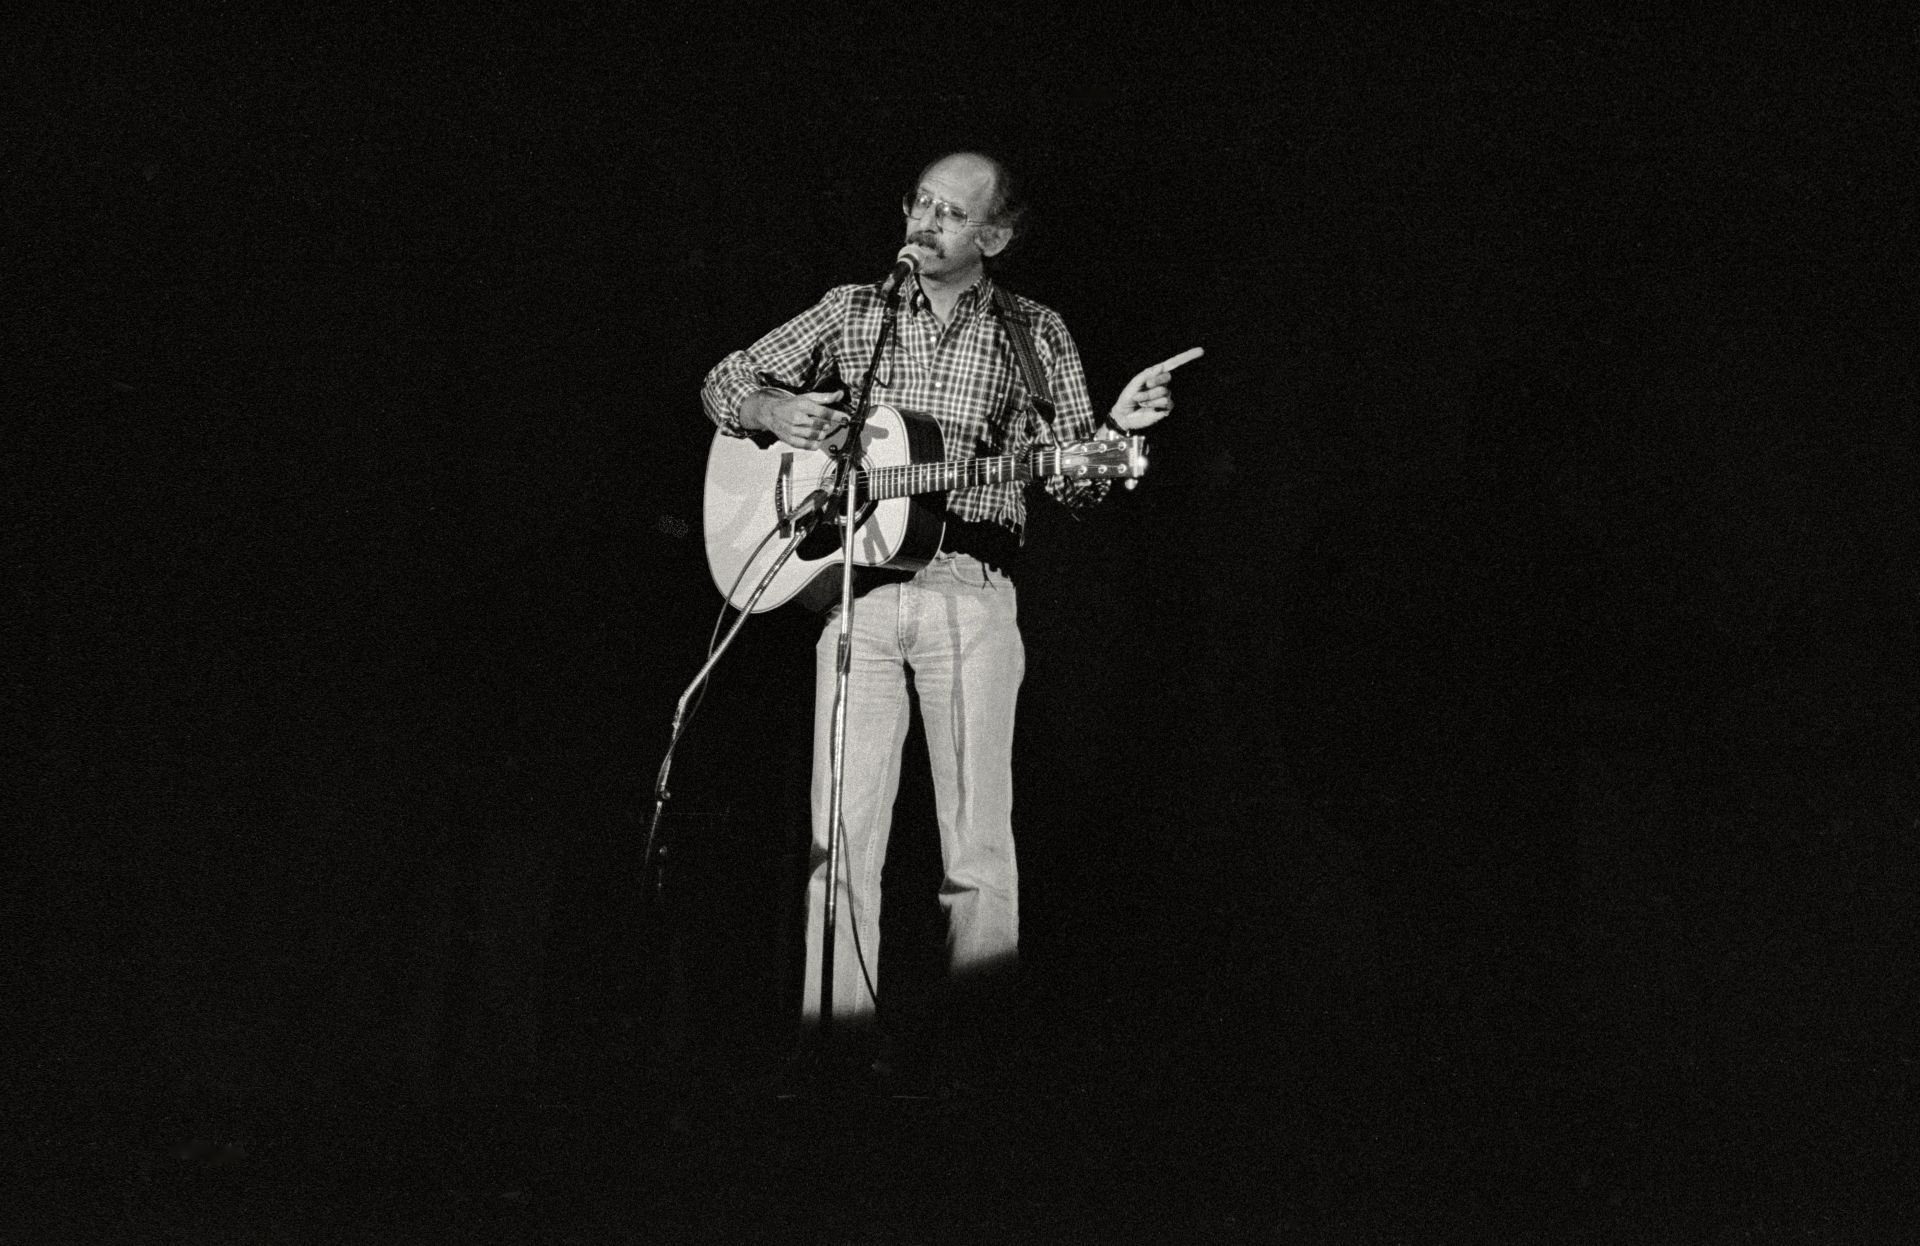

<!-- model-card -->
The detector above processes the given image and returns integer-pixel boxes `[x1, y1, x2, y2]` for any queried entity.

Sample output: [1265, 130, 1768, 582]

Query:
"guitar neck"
[861, 448, 1083, 502]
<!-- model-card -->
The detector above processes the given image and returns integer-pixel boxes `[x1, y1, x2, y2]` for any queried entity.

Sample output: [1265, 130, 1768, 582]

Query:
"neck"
[916, 263, 984, 325]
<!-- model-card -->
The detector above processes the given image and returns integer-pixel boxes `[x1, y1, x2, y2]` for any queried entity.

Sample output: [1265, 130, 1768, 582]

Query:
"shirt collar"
[908, 273, 995, 319]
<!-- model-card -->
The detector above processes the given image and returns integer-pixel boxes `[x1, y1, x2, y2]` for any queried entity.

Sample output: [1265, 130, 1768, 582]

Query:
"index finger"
[1156, 347, 1205, 373]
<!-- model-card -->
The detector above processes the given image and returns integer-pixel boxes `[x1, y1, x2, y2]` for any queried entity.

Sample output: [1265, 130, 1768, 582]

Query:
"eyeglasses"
[902, 190, 991, 232]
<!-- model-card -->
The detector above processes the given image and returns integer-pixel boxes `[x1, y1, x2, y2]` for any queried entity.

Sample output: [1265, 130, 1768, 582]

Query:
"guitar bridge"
[774, 453, 796, 536]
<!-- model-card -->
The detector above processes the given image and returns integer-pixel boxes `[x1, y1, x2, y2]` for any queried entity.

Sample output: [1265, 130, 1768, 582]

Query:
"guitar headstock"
[1054, 432, 1148, 482]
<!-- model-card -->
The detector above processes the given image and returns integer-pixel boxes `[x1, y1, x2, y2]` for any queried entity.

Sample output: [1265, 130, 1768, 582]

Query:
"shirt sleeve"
[699, 286, 852, 434]
[1032, 309, 1112, 512]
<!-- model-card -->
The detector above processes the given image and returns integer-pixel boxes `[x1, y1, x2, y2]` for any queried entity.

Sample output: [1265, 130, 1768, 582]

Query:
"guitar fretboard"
[860, 450, 1071, 502]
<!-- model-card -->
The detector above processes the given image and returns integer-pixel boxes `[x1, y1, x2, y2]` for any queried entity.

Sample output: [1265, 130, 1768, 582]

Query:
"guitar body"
[704, 404, 949, 612]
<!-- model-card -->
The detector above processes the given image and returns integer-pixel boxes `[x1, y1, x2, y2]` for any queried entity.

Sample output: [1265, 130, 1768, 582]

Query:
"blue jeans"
[800, 553, 1024, 1031]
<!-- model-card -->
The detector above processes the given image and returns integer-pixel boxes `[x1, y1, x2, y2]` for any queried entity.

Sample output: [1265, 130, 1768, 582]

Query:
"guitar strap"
[990, 283, 1057, 434]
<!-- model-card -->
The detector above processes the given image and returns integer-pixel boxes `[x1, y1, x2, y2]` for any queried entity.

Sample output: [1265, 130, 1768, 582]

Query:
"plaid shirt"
[701, 275, 1108, 540]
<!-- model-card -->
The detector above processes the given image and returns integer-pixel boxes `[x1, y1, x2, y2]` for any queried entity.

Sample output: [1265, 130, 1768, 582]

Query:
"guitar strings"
[792, 451, 1033, 501]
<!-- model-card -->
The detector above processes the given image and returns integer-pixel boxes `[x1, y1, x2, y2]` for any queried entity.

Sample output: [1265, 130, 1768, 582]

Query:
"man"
[700, 151, 1197, 1063]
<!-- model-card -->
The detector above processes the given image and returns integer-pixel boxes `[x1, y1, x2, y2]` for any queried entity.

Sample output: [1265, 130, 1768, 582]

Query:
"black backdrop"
[14, 7, 1917, 1234]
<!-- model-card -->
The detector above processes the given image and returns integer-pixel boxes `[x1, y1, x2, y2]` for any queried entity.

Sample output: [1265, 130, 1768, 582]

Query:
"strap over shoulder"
[989, 284, 1056, 427]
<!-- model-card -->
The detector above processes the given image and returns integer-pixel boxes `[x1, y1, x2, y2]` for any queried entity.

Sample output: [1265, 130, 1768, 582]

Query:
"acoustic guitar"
[703, 404, 1147, 611]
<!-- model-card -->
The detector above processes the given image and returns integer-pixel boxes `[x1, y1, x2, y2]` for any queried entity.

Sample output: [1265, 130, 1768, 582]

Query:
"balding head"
[903, 150, 1023, 287]
[920, 151, 1022, 237]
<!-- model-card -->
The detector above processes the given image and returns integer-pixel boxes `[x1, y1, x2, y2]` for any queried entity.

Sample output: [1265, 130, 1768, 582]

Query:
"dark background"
[13, 9, 1916, 1240]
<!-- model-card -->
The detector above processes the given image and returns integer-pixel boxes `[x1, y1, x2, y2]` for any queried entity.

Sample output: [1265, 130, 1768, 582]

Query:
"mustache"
[906, 231, 943, 255]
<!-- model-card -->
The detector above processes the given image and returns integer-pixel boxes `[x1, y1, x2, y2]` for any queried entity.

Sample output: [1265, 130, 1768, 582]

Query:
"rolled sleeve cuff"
[701, 359, 766, 437]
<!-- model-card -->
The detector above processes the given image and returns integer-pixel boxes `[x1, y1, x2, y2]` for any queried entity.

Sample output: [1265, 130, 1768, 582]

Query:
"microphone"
[878, 248, 919, 301]
[787, 488, 833, 531]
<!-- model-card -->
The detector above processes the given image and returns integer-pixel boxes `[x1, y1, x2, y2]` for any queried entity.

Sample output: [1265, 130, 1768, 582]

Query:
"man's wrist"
[722, 389, 768, 437]
[738, 388, 784, 433]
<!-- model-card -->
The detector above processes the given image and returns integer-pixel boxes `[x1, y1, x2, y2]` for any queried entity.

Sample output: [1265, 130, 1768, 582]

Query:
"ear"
[976, 224, 1011, 258]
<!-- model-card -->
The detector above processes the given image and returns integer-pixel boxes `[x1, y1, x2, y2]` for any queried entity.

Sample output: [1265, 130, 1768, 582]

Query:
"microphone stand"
[641, 521, 818, 1111]
[814, 273, 907, 1050]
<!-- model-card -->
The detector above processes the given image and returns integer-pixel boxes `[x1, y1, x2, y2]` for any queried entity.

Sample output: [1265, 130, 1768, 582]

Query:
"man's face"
[901, 155, 1008, 282]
